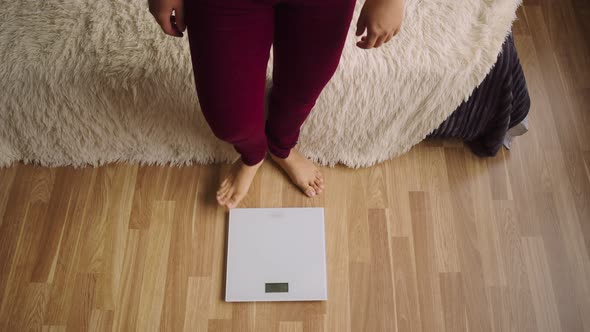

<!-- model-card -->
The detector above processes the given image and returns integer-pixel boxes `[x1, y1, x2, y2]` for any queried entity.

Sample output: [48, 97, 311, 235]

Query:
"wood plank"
[410, 191, 445, 332]
[466, 153, 505, 287]
[391, 236, 422, 332]
[99, 164, 138, 311]
[534, 192, 584, 331]
[88, 309, 113, 332]
[323, 166, 351, 332]
[135, 201, 174, 332]
[521, 237, 562, 332]
[183, 277, 212, 332]
[346, 170, 371, 263]
[0, 165, 20, 227]
[439, 272, 466, 332]
[443, 149, 492, 332]
[279, 321, 303, 332]
[43, 167, 96, 325]
[492, 200, 538, 332]
[349, 207, 396, 331]
[191, 165, 223, 277]
[160, 168, 199, 331]
[67, 273, 98, 331]
[6, 282, 49, 332]
[111, 230, 142, 332]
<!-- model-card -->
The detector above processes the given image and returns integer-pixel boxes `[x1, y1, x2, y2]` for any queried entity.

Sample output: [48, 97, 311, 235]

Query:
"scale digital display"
[265, 283, 289, 293]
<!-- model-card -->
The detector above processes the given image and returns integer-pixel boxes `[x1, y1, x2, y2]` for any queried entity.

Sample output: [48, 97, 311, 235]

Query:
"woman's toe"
[302, 183, 316, 197]
[217, 195, 226, 205]
[309, 181, 318, 193]
[315, 171, 324, 183]
[219, 189, 233, 204]
[313, 179, 323, 193]
[227, 195, 238, 208]
[216, 187, 226, 198]
[221, 180, 230, 190]
[307, 183, 318, 197]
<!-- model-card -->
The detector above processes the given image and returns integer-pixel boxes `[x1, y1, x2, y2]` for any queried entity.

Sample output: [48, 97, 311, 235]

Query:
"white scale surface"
[225, 207, 328, 302]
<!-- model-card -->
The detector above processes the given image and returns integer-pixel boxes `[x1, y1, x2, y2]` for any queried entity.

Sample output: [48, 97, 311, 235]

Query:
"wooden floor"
[1, 1, 589, 331]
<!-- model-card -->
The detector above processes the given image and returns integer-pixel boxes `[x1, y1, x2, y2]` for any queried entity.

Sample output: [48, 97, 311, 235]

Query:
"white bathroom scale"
[225, 207, 328, 302]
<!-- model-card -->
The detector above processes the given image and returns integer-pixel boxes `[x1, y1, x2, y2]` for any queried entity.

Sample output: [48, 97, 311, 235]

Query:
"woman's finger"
[383, 34, 391, 44]
[174, 6, 186, 32]
[384, 32, 393, 44]
[373, 34, 387, 48]
[157, 11, 181, 37]
[362, 29, 379, 49]
[356, 14, 366, 37]
[170, 11, 184, 36]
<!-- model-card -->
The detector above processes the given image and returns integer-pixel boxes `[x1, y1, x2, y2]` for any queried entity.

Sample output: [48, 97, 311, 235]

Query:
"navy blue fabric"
[428, 32, 530, 156]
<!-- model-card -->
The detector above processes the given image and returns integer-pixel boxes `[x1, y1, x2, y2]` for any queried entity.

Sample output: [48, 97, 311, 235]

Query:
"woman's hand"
[148, 0, 186, 37]
[356, 0, 404, 49]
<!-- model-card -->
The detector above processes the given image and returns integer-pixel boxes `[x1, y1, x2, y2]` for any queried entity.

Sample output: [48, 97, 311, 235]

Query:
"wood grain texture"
[1, 1, 589, 330]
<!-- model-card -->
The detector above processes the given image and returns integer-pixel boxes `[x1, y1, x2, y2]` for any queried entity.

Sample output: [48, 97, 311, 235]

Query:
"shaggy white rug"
[0, 0, 521, 169]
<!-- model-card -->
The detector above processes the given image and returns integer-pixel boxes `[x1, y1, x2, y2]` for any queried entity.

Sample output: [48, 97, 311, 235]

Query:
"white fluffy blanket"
[0, 0, 521, 168]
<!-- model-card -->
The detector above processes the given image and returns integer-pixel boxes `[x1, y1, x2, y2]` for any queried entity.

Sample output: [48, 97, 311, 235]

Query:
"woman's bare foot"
[269, 148, 325, 197]
[216, 157, 264, 209]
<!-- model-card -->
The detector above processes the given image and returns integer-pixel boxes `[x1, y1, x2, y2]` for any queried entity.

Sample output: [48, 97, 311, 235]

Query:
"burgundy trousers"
[185, 0, 356, 165]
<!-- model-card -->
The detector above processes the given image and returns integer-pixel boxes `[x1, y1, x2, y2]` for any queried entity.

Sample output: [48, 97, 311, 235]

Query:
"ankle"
[241, 157, 264, 169]
[269, 149, 292, 161]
